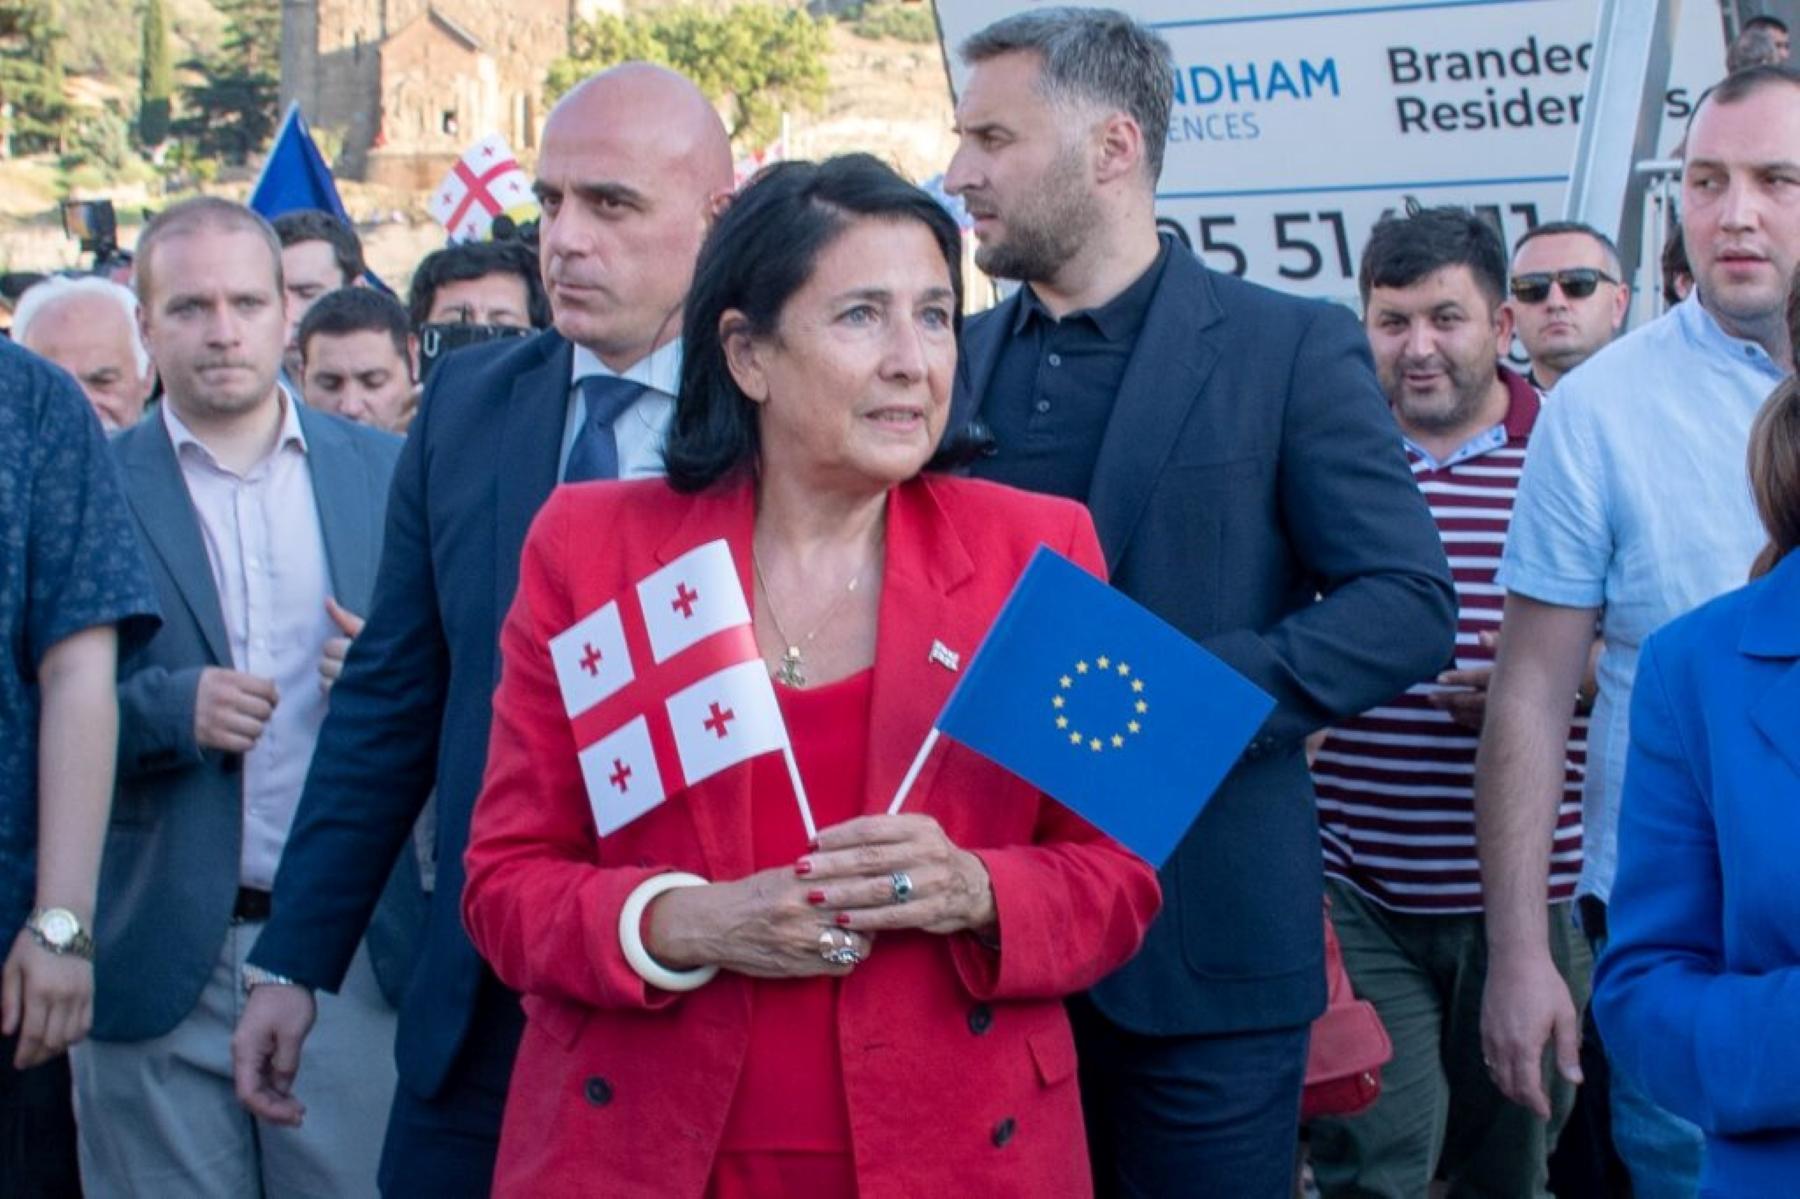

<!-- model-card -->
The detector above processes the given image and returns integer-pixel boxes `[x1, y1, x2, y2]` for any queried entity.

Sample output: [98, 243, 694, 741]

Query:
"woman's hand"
[644, 867, 873, 980]
[800, 814, 997, 937]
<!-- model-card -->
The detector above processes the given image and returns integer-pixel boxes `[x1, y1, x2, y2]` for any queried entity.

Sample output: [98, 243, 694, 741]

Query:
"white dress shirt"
[163, 394, 334, 890]
[558, 338, 681, 482]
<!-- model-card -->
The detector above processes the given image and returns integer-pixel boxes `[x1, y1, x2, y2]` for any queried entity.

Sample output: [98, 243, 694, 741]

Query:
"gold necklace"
[753, 546, 871, 688]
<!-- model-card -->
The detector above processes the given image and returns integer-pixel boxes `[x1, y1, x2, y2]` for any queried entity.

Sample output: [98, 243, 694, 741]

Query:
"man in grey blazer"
[70, 197, 421, 1199]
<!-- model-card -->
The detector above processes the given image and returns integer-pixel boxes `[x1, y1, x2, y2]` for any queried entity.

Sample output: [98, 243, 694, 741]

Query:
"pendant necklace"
[753, 545, 872, 688]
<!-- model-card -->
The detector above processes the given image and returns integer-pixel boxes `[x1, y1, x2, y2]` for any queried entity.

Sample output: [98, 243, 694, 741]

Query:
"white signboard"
[933, 0, 1726, 309]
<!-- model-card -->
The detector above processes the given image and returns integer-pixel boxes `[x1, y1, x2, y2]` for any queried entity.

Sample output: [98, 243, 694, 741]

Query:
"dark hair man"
[407, 239, 549, 330]
[1730, 15, 1791, 71]
[70, 197, 419, 1197]
[1307, 205, 1592, 1196]
[232, 65, 735, 1197]
[0, 341, 159, 1198]
[1477, 66, 1800, 1196]
[299, 287, 417, 433]
[1507, 221, 1631, 391]
[944, 9, 1457, 1195]
[272, 209, 366, 381]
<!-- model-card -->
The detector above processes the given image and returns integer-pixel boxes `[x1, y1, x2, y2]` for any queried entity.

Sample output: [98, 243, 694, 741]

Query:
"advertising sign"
[933, 0, 1725, 308]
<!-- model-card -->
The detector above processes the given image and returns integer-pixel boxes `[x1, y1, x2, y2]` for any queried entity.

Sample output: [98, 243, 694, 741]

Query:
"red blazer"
[463, 472, 1161, 1198]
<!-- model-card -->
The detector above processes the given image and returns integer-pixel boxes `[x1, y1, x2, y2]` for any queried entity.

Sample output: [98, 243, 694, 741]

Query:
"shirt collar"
[1680, 290, 1787, 374]
[162, 384, 307, 470]
[1402, 366, 1535, 471]
[570, 337, 684, 397]
[1011, 235, 1173, 342]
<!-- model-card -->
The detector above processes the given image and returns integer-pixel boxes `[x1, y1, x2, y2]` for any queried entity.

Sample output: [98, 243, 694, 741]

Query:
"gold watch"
[26, 907, 95, 960]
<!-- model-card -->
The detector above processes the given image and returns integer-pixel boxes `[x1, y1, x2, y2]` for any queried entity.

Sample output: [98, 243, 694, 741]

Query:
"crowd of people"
[3, 6, 1798, 1198]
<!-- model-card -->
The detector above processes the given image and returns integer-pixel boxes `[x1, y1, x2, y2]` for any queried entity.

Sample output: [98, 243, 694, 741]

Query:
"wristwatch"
[26, 907, 95, 960]
[241, 964, 305, 995]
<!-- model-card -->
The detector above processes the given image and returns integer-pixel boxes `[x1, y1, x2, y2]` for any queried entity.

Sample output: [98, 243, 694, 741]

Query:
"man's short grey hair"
[961, 7, 1175, 183]
[12, 274, 151, 376]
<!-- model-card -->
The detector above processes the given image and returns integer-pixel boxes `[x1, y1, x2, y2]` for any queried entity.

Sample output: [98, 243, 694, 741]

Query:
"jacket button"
[583, 1076, 613, 1107]
[967, 1003, 993, 1035]
[991, 1116, 1016, 1148]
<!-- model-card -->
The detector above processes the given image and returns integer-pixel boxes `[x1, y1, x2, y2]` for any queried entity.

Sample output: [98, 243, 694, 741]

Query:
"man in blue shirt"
[1475, 66, 1800, 1196]
[0, 339, 160, 1196]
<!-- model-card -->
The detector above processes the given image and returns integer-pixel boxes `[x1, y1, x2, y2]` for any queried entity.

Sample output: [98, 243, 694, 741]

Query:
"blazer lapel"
[298, 407, 375, 610]
[119, 421, 232, 666]
[953, 289, 1023, 436]
[653, 480, 759, 882]
[860, 478, 978, 818]
[1743, 552, 1800, 778]
[1084, 251, 1226, 572]
[494, 335, 575, 649]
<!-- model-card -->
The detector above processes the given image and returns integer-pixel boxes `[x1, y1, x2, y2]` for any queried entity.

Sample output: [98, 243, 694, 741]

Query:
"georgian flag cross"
[428, 134, 536, 242]
[547, 540, 793, 836]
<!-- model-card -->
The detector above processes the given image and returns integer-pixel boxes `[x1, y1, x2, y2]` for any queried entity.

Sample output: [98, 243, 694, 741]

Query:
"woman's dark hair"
[664, 154, 964, 493]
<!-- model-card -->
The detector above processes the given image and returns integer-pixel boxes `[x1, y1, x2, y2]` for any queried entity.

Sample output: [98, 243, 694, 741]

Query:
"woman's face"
[728, 216, 957, 494]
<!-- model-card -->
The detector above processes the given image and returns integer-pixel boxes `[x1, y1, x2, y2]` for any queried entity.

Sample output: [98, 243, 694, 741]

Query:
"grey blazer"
[95, 404, 424, 1042]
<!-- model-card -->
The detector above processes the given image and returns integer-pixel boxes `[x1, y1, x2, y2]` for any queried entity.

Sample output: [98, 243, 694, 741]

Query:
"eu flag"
[936, 547, 1273, 866]
[249, 103, 352, 226]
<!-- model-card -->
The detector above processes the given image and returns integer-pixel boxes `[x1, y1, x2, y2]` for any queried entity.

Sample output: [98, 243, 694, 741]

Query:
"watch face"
[38, 909, 78, 947]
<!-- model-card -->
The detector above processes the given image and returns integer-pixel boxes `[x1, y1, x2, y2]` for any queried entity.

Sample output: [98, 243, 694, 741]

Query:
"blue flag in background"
[249, 103, 390, 294]
[249, 103, 352, 225]
[936, 547, 1274, 866]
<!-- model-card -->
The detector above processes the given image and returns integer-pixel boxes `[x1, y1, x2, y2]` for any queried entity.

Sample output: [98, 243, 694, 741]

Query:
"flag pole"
[783, 745, 817, 842]
[885, 728, 941, 816]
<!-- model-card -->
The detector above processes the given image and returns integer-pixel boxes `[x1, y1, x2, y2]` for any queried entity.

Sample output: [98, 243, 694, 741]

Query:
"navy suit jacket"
[1594, 549, 1800, 1195]
[956, 249, 1457, 1035]
[249, 330, 574, 1098]
[99, 403, 421, 1042]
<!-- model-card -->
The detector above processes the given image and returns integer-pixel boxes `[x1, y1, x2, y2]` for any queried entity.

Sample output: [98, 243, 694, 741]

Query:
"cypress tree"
[138, 0, 169, 146]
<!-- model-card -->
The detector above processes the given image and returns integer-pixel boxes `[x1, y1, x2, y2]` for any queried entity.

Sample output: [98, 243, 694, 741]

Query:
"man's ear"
[720, 310, 767, 403]
[407, 332, 421, 382]
[1093, 112, 1145, 186]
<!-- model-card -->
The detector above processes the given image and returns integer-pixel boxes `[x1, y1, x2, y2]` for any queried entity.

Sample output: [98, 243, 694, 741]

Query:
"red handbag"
[1301, 897, 1393, 1120]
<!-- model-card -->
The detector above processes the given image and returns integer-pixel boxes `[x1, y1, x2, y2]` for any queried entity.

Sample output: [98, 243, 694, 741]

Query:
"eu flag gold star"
[1128, 720, 1140, 734]
[1052, 695, 1064, 709]
[1076, 660, 1089, 674]
[1131, 679, 1144, 693]
[1096, 655, 1110, 670]
[1056, 716, 1068, 729]
[1136, 700, 1148, 714]
[1069, 731, 1083, 745]
[1089, 738, 1102, 751]
[1111, 734, 1124, 748]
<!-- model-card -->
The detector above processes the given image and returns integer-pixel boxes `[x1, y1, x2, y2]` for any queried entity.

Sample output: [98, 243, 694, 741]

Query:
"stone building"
[281, 0, 624, 188]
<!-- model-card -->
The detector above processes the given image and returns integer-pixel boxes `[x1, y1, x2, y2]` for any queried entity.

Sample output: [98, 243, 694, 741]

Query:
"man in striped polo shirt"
[1309, 204, 1592, 1197]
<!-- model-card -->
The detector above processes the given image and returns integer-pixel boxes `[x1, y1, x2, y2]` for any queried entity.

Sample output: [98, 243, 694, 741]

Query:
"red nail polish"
[794, 859, 813, 876]
[835, 913, 851, 926]
[807, 890, 826, 905]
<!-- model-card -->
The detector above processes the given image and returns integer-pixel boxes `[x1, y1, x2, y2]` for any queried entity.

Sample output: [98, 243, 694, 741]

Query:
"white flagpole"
[783, 745, 817, 842]
[885, 728, 941, 816]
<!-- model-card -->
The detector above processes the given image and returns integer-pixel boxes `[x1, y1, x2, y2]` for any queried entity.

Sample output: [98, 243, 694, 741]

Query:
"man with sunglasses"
[1505, 223, 1631, 392]
[1476, 66, 1800, 1197]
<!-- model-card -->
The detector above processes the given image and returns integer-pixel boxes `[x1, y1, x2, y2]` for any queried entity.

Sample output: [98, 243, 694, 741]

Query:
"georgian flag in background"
[547, 541, 790, 836]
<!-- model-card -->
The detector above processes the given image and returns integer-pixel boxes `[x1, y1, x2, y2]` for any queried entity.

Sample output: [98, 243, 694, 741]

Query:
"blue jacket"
[101, 404, 423, 1042]
[1594, 547, 1800, 1197]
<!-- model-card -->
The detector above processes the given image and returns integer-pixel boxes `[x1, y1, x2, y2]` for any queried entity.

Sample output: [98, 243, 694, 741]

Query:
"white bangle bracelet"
[618, 872, 720, 993]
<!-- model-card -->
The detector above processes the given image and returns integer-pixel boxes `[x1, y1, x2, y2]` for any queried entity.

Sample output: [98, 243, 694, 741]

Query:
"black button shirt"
[971, 238, 1173, 501]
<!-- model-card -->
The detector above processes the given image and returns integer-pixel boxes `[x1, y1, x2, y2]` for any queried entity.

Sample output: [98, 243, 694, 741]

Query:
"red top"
[718, 668, 873, 1155]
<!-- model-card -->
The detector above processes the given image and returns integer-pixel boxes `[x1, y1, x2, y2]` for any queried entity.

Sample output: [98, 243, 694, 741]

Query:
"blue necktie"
[563, 376, 647, 483]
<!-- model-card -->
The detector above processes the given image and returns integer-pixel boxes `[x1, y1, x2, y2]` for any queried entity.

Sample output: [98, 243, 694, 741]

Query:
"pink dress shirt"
[162, 396, 334, 889]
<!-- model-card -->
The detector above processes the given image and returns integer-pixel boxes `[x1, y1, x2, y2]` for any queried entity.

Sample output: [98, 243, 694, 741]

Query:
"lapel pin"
[929, 640, 961, 672]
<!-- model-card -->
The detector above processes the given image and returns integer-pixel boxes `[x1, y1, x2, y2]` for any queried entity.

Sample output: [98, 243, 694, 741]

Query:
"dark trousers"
[377, 977, 523, 1199]
[0, 1033, 81, 1198]
[1070, 995, 1310, 1199]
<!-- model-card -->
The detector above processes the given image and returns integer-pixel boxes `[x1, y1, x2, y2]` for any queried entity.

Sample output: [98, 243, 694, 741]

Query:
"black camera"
[417, 321, 534, 383]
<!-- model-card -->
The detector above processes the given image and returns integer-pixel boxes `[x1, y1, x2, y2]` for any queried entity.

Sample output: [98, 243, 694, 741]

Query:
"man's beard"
[972, 145, 1101, 284]
[1389, 357, 1494, 434]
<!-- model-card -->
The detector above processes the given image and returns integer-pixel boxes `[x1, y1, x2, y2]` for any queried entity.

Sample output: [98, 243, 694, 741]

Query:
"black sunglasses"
[1509, 268, 1619, 304]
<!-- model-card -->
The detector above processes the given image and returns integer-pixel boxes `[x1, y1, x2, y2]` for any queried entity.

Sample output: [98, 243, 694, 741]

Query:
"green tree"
[0, 0, 69, 154]
[138, 0, 170, 146]
[175, 0, 277, 164]
[546, 4, 829, 147]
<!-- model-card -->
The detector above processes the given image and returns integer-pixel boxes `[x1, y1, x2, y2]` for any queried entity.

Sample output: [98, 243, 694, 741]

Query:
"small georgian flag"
[427, 134, 537, 243]
[636, 540, 752, 663]
[547, 599, 633, 718]
[577, 715, 667, 836]
[665, 659, 789, 787]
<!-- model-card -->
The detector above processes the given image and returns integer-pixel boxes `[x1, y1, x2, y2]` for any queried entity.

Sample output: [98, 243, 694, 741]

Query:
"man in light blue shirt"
[1474, 67, 1800, 1198]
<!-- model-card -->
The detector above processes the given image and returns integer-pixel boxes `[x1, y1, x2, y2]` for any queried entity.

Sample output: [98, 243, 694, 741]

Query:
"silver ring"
[890, 870, 915, 904]
[818, 928, 861, 966]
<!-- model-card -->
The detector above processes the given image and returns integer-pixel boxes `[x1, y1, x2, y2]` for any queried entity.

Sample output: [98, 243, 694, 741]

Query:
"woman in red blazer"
[463, 155, 1161, 1198]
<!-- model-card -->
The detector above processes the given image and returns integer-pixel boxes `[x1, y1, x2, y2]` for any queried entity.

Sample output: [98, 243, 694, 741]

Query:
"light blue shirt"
[557, 338, 682, 482]
[1498, 294, 1785, 901]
